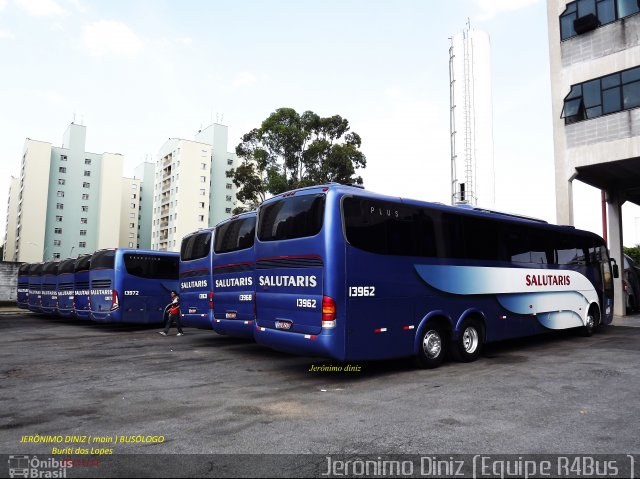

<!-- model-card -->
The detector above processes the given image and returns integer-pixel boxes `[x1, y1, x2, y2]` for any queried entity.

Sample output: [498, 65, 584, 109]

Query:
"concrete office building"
[135, 162, 155, 250]
[548, 0, 640, 315]
[2, 177, 19, 261]
[151, 123, 237, 252]
[449, 24, 495, 208]
[4, 123, 151, 262]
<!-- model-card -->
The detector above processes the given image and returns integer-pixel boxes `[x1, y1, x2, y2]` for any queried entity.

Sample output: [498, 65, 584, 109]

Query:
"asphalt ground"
[1, 312, 639, 460]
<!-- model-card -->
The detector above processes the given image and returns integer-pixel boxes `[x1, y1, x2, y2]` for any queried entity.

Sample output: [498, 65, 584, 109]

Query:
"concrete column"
[607, 191, 625, 316]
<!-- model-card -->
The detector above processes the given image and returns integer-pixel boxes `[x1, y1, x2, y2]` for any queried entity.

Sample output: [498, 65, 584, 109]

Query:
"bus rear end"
[17, 263, 30, 309]
[28, 263, 44, 313]
[40, 261, 59, 316]
[89, 249, 120, 322]
[254, 187, 346, 360]
[73, 254, 91, 320]
[120, 250, 179, 324]
[211, 212, 256, 339]
[179, 229, 214, 329]
[57, 258, 76, 318]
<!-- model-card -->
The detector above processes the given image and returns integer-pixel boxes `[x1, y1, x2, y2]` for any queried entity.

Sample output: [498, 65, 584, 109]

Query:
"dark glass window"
[214, 216, 256, 254]
[562, 66, 640, 124]
[58, 259, 75, 275]
[561, 0, 640, 40]
[124, 254, 179, 280]
[74, 255, 91, 272]
[180, 232, 212, 262]
[43, 262, 59, 275]
[90, 250, 115, 270]
[258, 194, 325, 241]
[18, 263, 30, 274]
[342, 197, 436, 257]
[31, 263, 44, 275]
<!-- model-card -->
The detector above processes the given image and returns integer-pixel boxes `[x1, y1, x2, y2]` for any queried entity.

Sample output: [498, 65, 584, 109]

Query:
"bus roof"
[261, 183, 604, 243]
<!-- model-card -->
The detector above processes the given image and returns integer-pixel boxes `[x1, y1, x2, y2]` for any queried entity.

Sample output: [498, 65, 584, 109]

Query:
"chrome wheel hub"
[462, 326, 479, 354]
[423, 330, 442, 359]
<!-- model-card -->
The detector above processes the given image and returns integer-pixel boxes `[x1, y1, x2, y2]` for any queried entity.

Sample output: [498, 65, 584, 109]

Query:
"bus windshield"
[214, 216, 256, 253]
[124, 254, 179, 280]
[258, 194, 325, 241]
[91, 250, 115, 270]
[180, 231, 212, 261]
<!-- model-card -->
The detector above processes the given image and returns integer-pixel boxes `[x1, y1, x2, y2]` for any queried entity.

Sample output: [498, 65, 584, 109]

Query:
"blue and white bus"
[17, 263, 30, 309]
[253, 184, 616, 368]
[40, 261, 59, 316]
[27, 263, 44, 313]
[57, 258, 76, 318]
[73, 254, 92, 320]
[89, 248, 179, 324]
[211, 212, 257, 338]
[179, 228, 215, 330]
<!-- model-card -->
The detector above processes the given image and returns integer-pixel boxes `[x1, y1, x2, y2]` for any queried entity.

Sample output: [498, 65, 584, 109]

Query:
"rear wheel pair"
[415, 320, 484, 369]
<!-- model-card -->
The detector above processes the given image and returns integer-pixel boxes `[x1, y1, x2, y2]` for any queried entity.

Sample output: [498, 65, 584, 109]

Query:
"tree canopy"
[227, 107, 366, 212]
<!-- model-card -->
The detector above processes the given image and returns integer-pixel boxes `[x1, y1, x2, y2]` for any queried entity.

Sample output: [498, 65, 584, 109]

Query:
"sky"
[1, 0, 640, 247]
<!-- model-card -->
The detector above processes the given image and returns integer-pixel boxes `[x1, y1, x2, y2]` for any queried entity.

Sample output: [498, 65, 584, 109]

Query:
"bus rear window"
[58, 259, 76, 274]
[91, 250, 115, 270]
[43, 262, 59, 275]
[75, 255, 91, 272]
[258, 194, 325, 241]
[124, 254, 179, 280]
[214, 216, 256, 253]
[180, 232, 212, 261]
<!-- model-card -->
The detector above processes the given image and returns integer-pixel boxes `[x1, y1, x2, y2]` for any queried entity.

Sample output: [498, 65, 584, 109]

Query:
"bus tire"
[581, 306, 599, 337]
[451, 319, 484, 362]
[415, 324, 447, 369]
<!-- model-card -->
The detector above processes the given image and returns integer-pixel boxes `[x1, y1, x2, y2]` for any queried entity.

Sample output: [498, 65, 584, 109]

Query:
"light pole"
[69, 246, 75, 258]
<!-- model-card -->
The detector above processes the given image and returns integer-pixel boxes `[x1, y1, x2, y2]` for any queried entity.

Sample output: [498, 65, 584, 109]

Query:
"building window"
[53, 253, 61, 259]
[57, 191, 64, 197]
[79, 241, 86, 248]
[80, 230, 87, 236]
[56, 203, 64, 210]
[55, 215, 63, 222]
[200, 176, 206, 183]
[83, 182, 90, 188]
[129, 242, 134, 248]
[227, 158, 233, 165]
[199, 202, 205, 208]
[131, 184, 137, 189]
[131, 194, 136, 199]
[59, 167, 66, 173]
[84, 170, 91, 177]
[60, 155, 67, 161]
[225, 208, 232, 214]
[82, 194, 89, 200]
[129, 233, 134, 238]
[81, 206, 88, 212]
[129, 223, 135, 228]
[226, 195, 232, 202]
[129, 213, 135, 218]
[560, 0, 639, 41]
[85, 158, 91, 165]
[198, 215, 204, 222]
[200, 189, 206, 196]
[201, 163, 207, 170]
[81, 218, 88, 224]
[53, 240, 61, 246]
[58, 179, 65, 185]
[562, 66, 640, 124]
[54, 228, 62, 234]
[226, 183, 232, 189]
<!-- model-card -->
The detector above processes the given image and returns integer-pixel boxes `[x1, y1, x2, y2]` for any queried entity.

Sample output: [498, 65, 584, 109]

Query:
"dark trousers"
[163, 312, 183, 334]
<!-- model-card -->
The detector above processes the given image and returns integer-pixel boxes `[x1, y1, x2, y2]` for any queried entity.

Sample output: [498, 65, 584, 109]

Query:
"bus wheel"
[581, 309, 598, 337]
[452, 319, 484, 362]
[415, 325, 447, 369]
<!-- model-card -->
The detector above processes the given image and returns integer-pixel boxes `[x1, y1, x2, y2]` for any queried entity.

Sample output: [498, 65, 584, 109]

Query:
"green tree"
[227, 107, 366, 213]
[624, 245, 640, 265]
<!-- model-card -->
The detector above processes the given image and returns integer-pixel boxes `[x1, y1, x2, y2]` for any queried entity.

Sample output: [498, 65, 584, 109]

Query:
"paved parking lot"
[1, 312, 640, 457]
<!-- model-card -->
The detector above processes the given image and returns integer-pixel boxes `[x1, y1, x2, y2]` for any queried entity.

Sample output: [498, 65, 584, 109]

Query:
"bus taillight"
[322, 296, 336, 329]
[111, 290, 119, 311]
[209, 291, 214, 310]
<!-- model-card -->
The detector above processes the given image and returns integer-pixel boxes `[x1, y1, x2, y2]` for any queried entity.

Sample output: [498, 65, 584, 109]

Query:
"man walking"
[159, 290, 184, 336]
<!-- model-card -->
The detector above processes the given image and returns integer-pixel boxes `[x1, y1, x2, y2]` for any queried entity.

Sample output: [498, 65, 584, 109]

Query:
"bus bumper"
[254, 326, 343, 360]
[212, 319, 255, 339]
[181, 314, 213, 330]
